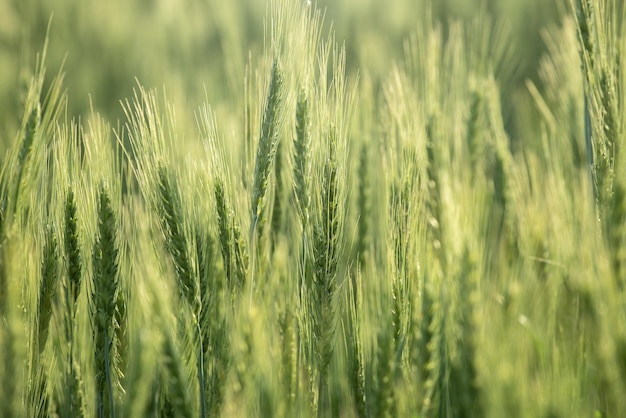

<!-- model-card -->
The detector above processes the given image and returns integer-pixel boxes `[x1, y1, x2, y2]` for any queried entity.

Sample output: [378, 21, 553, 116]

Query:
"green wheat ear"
[91, 183, 120, 418]
[64, 186, 82, 314]
[215, 177, 248, 297]
[60, 185, 87, 417]
[270, 139, 284, 254]
[156, 164, 199, 317]
[293, 88, 311, 227]
[355, 143, 370, 269]
[36, 224, 59, 354]
[348, 269, 366, 418]
[12, 104, 40, 214]
[375, 327, 396, 418]
[251, 58, 284, 236]
[312, 130, 340, 416]
[161, 331, 193, 418]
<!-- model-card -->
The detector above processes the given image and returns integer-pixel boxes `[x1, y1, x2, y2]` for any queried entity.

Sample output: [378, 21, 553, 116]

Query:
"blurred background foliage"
[0, 0, 563, 151]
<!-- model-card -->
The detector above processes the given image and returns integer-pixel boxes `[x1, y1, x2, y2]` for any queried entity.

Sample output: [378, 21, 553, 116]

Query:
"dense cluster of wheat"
[1, 1, 626, 417]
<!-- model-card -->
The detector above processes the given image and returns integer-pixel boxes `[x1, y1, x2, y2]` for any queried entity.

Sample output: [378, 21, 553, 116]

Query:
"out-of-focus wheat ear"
[162, 330, 193, 418]
[232, 214, 249, 293]
[91, 183, 120, 418]
[251, 58, 284, 237]
[215, 178, 234, 289]
[206, 319, 230, 417]
[201, 224, 229, 416]
[575, 0, 594, 69]
[608, 184, 626, 289]
[156, 165, 200, 317]
[143, 374, 160, 417]
[280, 308, 298, 406]
[0, 210, 6, 315]
[30, 368, 50, 418]
[293, 94, 312, 305]
[425, 115, 445, 269]
[421, 287, 448, 418]
[64, 185, 82, 314]
[356, 143, 370, 269]
[418, 274, 435, 387]
[271, 139, 284, 254]
[196, 230, 211, 330]
[36, 223, 59, 355]
[12, 103, 40, 214]
[196, 229, 213, 418]
[66, 355, 86, 417]
[313, 130, 340, 417]
[391, 178, 411, 353]
[448, 248, 483, 418]
[375, 328, 396, 418]
[574, 0, 596, 195]
[348, 270, 366, 418]
[466, 90, 484, 171]
[215, 177, 247, 297]
[1, 323, 16, 417]
[596, 65, 620, 219]
[158, 165, 200, 417]
[293, 88, 311, 227]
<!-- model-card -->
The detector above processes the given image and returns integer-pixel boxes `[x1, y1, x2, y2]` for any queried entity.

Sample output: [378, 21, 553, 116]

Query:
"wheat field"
[1, 0, 625, 417]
